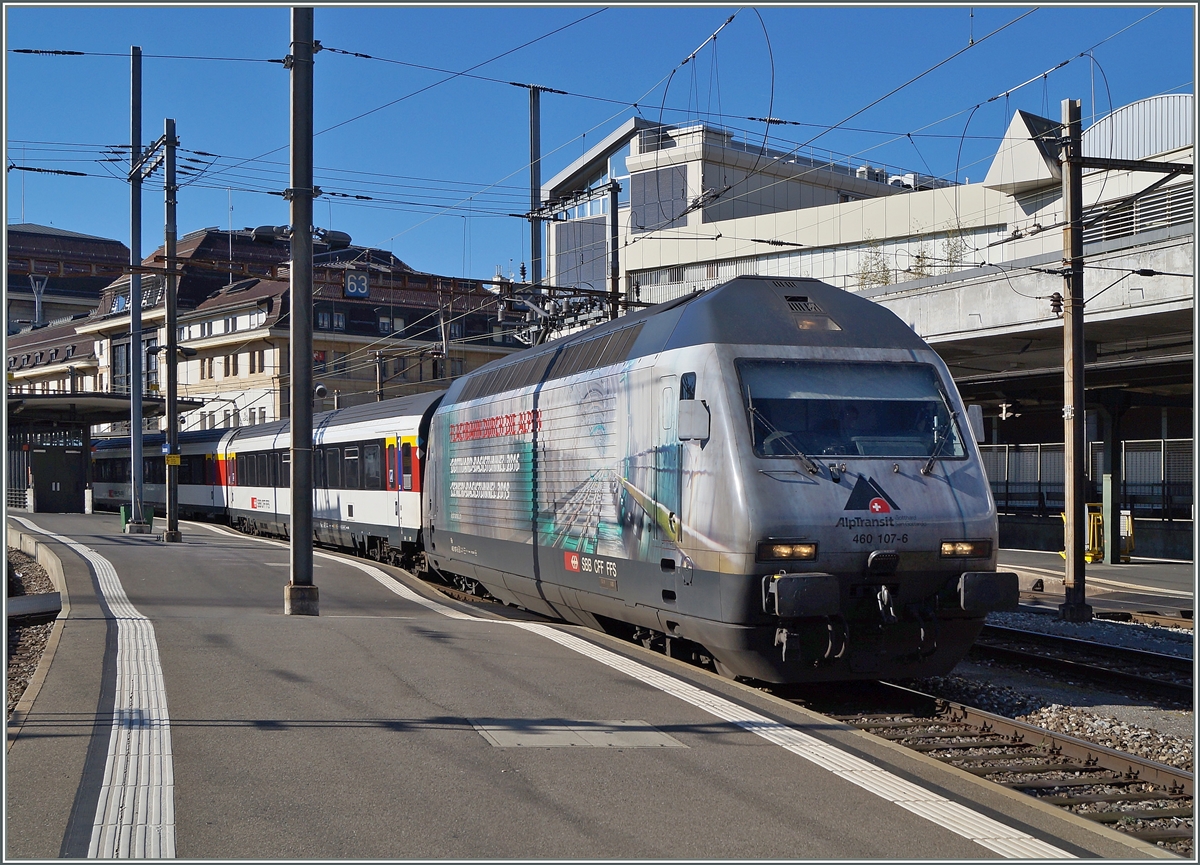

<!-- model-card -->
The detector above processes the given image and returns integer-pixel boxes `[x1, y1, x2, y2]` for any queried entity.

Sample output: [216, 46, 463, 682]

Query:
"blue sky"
[5, 4, 1195, 282]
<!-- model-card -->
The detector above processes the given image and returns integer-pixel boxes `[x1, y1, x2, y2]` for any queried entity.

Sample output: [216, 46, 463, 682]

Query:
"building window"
[313, 350, 327, 372]
[378, 317, 392, 334]
[317, 311, 331, 329]
[333, 312, 346, 330]
[258, 407, 267, 425]
[449, 322, 463, 340]
[225, 316, 238, 333]
[392, 317, 405, 335]
[201, 320, 213, 337]
[334, 351, 348, 373]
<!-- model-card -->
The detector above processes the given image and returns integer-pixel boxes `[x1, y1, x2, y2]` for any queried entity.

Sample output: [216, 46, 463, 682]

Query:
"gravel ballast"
[912, 607, 1194, 775]
[7, 547, 56, 720]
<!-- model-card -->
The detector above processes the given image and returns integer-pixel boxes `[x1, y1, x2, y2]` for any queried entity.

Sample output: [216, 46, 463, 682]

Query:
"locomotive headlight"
[757, 541, 817, 562]
[940, 540, 992, 558]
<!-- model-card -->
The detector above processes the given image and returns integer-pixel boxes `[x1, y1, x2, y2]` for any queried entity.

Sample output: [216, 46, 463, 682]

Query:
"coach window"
[257, 453, 268, 486]
[313, 448, 325, 487]
[281, 451, 290, 486]
[235, 455, 246, 486]
[246, 453, 258, 487]
[363, 444, 381, 490]
[269, 452, 280, 488]
[401, 443, 413, 491]
[326, 447, 342, 488]
[344, 446, 360, 489]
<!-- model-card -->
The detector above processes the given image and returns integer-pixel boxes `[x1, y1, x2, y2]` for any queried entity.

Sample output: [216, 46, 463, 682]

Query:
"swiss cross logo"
[564, 552, 580, 572]
[844, 477, 900, 512]
[250, 497, 257, 508]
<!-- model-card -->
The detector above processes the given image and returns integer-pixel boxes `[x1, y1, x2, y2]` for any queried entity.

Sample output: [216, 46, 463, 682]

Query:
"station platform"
[999, 548, 1194, 618]
[6, 513, 1179, 859]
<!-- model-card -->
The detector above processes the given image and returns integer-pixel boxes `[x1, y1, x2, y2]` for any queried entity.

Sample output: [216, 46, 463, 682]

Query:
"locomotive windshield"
[738, 360, 966, 460]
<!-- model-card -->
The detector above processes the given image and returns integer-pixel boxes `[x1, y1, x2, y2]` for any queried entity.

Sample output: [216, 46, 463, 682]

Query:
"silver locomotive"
[423, 276, 1017, 682]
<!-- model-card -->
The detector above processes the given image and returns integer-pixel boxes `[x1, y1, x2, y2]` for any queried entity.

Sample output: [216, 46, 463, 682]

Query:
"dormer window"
[49, 349, 59, 362]
[21, 354, 30, 367]
[7, 357, 15, 370]
[65, 345, 76, 359]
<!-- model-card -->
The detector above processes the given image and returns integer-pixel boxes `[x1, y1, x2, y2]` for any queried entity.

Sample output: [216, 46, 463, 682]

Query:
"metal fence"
[980, 439, 1193, 521]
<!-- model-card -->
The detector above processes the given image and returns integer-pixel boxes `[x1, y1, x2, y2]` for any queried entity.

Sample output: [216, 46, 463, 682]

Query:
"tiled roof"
[7, 223, 127, 244]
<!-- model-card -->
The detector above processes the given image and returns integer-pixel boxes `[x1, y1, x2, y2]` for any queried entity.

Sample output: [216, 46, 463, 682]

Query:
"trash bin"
[119, 505, 155, 531]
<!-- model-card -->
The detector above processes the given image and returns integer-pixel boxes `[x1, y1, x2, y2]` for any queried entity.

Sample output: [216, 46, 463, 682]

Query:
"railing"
[980, 438, 1193, 521]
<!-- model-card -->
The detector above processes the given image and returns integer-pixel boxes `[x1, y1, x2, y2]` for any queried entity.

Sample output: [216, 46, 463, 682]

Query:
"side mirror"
[967, 404, 985, 444]
[678, 400, 710, 441]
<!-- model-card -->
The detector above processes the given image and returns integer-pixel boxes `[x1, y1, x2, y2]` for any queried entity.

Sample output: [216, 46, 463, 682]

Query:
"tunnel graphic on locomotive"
[93, 276, 1017, 683]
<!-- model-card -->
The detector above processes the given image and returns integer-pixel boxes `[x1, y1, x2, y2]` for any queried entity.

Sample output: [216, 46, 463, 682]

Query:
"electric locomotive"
[422, 275, 1017, 682]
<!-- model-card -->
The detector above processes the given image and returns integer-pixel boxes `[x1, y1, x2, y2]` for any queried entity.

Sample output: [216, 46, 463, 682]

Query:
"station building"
[6, 224, 130, 330]
[540, 95, 1194, 558]
[7, 227, 521, 512]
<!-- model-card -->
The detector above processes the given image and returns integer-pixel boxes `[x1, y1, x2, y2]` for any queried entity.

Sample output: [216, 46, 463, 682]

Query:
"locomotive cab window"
[680, 371, 696, 400]
[738, 360, 966, 460]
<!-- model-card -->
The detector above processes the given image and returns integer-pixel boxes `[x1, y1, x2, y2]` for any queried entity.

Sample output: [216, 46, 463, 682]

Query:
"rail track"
[775, 681, 1194, 855]
[422, 571, 1194, 851]
[972, 624, 1193, 703]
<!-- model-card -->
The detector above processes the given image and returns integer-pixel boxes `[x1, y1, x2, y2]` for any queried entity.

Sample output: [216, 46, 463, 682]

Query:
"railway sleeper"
[908, 739, 1029, 751]
[1123, 827, 1197, 843]
[953, 762, 1110, 776]
[1080, 806, 1194, 823]
[870, 728, 1005, 740]
[1000, 777, 1152, 790]
[1041, 791, 1190, 805]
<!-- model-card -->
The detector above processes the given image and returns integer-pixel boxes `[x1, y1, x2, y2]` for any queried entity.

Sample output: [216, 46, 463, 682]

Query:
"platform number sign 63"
[345, 271, 370, 298]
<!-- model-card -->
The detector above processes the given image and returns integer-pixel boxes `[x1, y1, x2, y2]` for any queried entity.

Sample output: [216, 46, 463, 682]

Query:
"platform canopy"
[7, 393, 203, 426]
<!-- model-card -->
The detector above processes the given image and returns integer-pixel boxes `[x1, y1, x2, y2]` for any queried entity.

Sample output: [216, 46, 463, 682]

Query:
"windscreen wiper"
[921, 411, 959, 476]
[747, 404, 822, 475]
